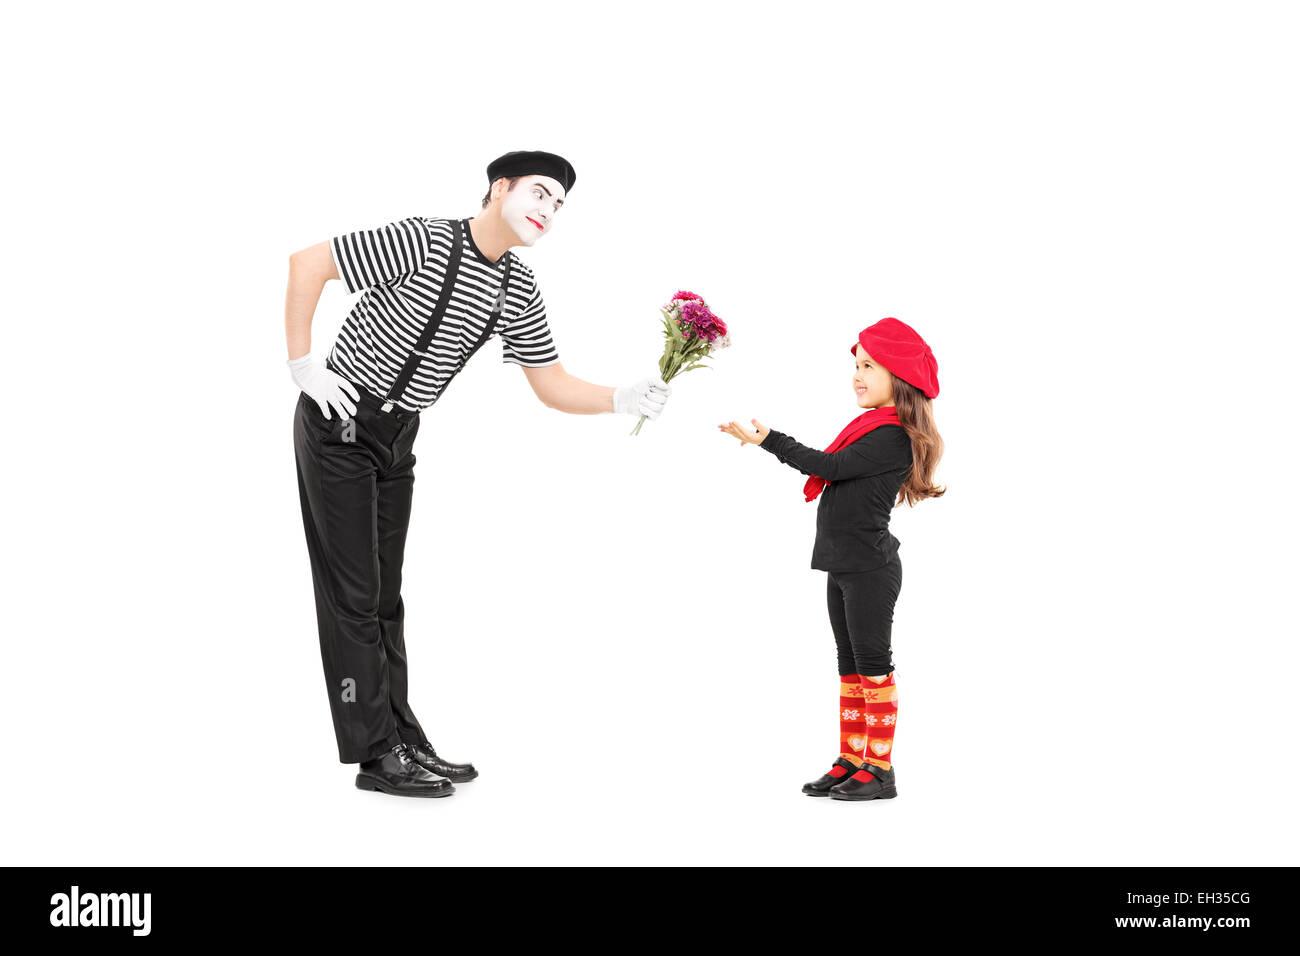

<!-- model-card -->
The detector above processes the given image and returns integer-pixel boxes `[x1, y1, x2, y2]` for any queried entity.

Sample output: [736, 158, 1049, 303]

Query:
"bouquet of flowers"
[632, 290, 730, 436]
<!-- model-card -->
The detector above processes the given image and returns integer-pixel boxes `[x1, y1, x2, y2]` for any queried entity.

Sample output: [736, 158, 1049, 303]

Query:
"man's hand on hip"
[288, 353, 359, 420]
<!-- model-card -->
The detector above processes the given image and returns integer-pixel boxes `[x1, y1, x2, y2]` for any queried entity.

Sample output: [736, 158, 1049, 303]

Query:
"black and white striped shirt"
[325, 216, 560, 411]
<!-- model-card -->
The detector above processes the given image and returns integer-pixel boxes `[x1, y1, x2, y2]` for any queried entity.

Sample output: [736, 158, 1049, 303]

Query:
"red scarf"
[802, 406, 901, 502]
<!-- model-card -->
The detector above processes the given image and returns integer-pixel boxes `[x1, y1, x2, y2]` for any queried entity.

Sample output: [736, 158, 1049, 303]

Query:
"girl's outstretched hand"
[718, 418, 771, 446]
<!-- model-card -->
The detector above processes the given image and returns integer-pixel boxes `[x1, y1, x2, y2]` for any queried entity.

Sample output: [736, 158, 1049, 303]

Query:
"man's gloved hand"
[288, 353, 359, 420]
[613, 377, 672, 419]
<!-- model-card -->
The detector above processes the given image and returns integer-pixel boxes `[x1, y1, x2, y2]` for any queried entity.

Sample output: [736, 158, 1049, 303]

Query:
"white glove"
[288, 353, 359, 419]
[613, 377, 671, 419]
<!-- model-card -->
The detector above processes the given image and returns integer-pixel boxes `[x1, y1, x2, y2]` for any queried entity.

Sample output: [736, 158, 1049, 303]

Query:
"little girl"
[719, 317, 944, 801]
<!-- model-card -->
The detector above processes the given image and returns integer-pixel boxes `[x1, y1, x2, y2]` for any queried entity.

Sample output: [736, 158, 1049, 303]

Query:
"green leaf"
[661, 308, 685, 344]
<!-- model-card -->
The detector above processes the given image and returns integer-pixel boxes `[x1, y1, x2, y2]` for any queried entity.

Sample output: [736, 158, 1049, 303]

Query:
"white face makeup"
[499, 175, 566, 245]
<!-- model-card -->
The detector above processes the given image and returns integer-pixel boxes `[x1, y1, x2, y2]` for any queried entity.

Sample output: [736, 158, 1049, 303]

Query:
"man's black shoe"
[828, 763, 898, 801]
[355, 743, 455, 797]
[803, 757, 863, 796]
[408, 741, 478, 782]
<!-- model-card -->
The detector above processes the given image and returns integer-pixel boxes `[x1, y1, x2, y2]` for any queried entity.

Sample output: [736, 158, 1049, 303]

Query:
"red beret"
[849, 317, 940, 399]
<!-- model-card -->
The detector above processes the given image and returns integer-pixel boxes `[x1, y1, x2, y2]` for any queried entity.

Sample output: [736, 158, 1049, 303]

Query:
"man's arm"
[285, 241, 341, 360]
[520, 362, 617, 414]
[284, 241, 357, 419]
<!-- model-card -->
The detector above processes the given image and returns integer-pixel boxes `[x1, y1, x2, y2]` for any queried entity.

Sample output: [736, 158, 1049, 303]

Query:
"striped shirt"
[325, 216, 560, 412]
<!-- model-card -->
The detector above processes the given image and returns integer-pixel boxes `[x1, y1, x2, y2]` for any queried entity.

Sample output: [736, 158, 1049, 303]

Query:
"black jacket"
[759, 424, 913, 571]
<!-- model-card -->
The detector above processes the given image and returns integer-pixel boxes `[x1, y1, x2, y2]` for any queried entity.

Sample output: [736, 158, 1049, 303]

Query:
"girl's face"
[853, 344, 895, 409]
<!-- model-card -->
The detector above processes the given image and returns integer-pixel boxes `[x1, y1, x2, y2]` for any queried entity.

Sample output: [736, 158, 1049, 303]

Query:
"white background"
[2, 1, 1296, 866]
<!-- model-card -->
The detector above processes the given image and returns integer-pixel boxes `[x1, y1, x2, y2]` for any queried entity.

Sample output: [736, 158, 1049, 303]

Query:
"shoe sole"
[828, 787, 898, 801]
[355, 775, 456, 798]
[802, 789, 832, 797]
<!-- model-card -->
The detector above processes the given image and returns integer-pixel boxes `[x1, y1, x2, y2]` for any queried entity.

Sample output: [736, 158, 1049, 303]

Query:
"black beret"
[486, 150, 577, 194]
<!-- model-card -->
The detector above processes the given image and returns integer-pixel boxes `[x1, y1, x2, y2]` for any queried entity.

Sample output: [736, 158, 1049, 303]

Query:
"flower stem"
[631, 414, 647, 436]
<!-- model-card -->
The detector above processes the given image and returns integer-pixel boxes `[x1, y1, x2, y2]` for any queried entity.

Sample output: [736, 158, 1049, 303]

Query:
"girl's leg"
[827, 574, 867, 768]
[858, 672, 898, 771]
[838, 557, 903, 772]
[806, 574, 875, 795]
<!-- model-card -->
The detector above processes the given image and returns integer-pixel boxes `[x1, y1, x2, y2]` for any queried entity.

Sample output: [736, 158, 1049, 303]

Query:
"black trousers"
[826, 555, 903, 677]
[293, 387, 428, 764]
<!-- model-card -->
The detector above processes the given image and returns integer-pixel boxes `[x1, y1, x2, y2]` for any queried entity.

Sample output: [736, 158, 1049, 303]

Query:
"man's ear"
[490, 177, 508, 202]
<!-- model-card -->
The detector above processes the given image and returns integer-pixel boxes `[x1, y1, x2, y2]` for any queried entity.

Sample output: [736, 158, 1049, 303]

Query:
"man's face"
[500, 175, 566, 245]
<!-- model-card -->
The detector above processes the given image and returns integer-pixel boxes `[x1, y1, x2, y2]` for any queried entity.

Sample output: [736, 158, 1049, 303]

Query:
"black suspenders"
[380, 218, 513, 413]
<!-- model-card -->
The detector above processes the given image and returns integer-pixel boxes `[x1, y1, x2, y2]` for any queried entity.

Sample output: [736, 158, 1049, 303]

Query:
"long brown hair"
[890, 375, 945, 507]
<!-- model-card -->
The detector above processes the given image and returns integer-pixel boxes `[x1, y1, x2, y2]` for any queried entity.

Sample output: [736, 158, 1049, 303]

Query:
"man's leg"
[376, 416, 480, 782]
[293, 393, 403, 764]
[374, 416, 427, 745]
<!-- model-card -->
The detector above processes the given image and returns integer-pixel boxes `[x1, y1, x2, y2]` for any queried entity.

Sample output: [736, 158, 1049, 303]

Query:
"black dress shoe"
[407, 741, 478, 782]
[802, 757, 864, 796]
[355, 744, 455, 798]
[828, 763, 897, 801]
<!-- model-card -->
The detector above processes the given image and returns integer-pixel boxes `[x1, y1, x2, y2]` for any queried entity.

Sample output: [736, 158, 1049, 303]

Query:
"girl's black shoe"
[802, 757, 864, 796]
[828, 763, 897, 801]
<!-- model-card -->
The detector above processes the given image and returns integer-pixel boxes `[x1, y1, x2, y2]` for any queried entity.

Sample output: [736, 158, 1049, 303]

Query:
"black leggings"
[827, 555, 903, 677]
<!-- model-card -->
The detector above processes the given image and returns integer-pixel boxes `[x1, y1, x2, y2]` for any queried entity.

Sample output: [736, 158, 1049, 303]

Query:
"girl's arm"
[720, 419, 909, 481]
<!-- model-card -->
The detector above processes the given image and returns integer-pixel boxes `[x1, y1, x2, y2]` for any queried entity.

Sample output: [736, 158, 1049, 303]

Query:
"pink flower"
[679, 299, 726, 342]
